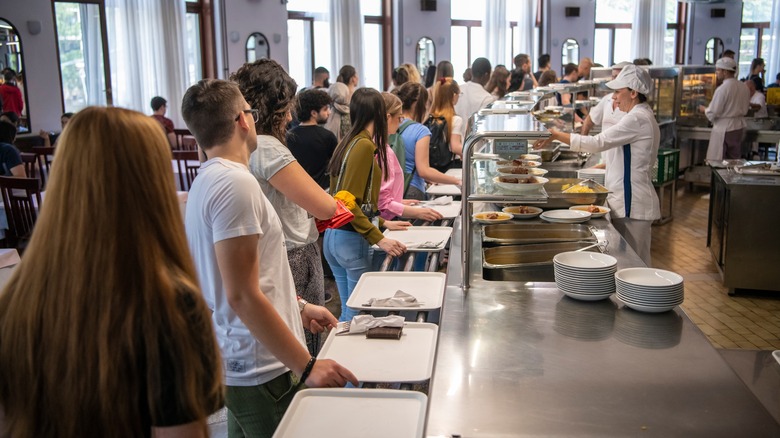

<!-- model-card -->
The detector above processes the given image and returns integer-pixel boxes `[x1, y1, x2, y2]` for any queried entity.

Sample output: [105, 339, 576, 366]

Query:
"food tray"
[317, 322, 439, 383]
[426, 183, 461, 196]
[346, 272, 446, 312]
[273, 388, 427, 438]
[374, 226, 453, 252]
[482, 223, 598, 246]
[421, 200, 461, 218]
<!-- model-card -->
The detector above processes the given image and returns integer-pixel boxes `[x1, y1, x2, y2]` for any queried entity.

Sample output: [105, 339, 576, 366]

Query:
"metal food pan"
[483, 242, 601, 269]
[544, 177, 609, 208]
[482, 223, 597, 246]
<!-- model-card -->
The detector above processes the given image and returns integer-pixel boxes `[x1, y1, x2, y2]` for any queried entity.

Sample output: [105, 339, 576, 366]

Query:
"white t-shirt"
[570, 103, 661, 221]
[454, 81, 496, 124]
[750, 91, 768, 118]
[249, 135, 319, 249]
[185, 157, 305, 386]
[452, 114, 465, 138]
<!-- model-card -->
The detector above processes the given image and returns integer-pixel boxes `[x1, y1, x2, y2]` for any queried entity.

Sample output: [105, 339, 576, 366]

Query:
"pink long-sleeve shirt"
[377, 146, 406, 220]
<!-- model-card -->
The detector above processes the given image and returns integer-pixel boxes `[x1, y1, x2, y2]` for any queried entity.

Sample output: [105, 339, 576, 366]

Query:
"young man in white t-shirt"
[181, 79, 357, 437]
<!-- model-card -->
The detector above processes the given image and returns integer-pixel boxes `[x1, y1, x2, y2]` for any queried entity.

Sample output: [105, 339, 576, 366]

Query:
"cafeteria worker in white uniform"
[698, 57, 751, 161]
[537, 64, 660, 266]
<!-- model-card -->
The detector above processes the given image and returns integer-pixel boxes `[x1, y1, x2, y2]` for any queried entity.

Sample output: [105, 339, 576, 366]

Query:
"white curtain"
[329, 0, 363, 86]
[484, 0, 508, 67]
[767, 0, 780, 84]
[80, 4, 107, 106]
[631, 0, 666, 65]
[106, 0, 189, 126]
[511, 0, 537, 61]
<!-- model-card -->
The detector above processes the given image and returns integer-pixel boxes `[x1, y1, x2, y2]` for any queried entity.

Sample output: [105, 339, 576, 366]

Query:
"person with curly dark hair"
[231, 60, 340, 356]
[288, 89, 337, 189]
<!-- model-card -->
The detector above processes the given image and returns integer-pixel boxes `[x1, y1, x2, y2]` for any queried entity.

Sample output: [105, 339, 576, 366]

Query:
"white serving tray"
[273, 388, 427, 438]
[317, 322, 439, 383]
[426, 183, 461, 196]
[375, 226, 453, 252]
[346, 272, 446, 312]
[445, 168, 463, 179]
[422, 200, 461, 218]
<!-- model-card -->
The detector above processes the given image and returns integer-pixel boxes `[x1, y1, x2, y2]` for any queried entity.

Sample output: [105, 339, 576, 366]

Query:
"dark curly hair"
[230, 59, 298, 145]
[296, 89, 332, 122]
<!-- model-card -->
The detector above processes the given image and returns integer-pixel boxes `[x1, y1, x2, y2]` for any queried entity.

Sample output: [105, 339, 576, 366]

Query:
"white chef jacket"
[570, 102, 660, 221]
[704, 78, 750, 160]
[588, 93, 626, 131]
[454, 81, 496, 127]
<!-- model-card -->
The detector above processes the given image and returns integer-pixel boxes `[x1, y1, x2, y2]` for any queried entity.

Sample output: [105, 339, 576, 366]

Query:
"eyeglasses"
[236, 109, 260, 123]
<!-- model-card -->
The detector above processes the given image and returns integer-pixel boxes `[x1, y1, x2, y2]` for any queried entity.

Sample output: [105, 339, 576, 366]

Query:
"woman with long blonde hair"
[0, 107, 223, 437]
[429, 78, 464, 158]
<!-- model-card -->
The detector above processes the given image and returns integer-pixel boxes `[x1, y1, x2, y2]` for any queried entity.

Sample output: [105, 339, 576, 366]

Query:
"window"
[594, 0, 634, 67]
[361, 0, 383, 91]
[663, 0, 678, 67]
[185, 0, 212, 84]
[739, 2, 771, 80]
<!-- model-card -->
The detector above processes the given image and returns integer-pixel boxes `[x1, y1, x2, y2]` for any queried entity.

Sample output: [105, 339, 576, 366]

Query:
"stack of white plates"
[615, 268, 684, 313]
[540, 209, 591, 223]
[577, 168, 606, 186]
[553, 251, 617, 301]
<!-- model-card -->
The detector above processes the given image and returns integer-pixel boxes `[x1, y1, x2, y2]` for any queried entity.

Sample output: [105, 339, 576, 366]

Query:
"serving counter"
[425, 217, 780, 437]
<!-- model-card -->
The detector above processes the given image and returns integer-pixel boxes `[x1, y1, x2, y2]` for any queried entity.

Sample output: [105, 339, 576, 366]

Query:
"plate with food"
[496, 159, 542, 168]
[570, 205, 610, 218]
[493, 176, 549, 193]
[496, 166, 548, 178]
[517, 153, 542, 161]
[532, 108, 563, 122]
[502, 205, 543, 219]
[473, 211, 514, 224]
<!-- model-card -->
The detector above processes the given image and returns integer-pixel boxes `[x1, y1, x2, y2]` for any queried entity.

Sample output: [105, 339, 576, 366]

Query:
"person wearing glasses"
[231, 59, 339, 357]
[181, 79, 357, 437]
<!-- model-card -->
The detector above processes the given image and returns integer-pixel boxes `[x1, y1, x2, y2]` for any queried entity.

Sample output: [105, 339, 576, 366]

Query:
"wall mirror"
[246, 32, 270, 63]
[416, 37, 435, 81]
[561, 38, 579, 70]
[704, 37, 724, 65]
[0, 18, 30, 132]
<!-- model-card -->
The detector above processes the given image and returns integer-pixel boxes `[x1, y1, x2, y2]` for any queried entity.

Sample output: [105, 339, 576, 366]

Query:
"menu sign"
[494, 139, 528, 156]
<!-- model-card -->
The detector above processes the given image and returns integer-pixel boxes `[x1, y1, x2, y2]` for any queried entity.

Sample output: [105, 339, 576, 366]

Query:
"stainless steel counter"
[426, 218, 780, 437]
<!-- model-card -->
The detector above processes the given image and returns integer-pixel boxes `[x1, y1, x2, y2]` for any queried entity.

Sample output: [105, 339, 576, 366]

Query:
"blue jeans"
[323, 228, 370, 322]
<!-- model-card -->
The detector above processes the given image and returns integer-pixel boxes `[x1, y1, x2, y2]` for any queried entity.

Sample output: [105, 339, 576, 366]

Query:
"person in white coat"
[537, 64, 660, 266]
[698, 57, 750, 161]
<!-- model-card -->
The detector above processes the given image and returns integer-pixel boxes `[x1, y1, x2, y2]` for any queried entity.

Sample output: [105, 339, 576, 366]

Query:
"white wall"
[685, 1, 742, 65]
[545, 0, 596, 75]
[219, 0, 289, 77]
[0, 0, 63, 134]
[395, 0, 452, 72]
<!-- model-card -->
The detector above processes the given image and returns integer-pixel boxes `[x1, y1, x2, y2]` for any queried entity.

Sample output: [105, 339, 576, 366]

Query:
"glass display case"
[646, 67, 679, 125]
[589, 67, 614, 99]
[677, 65, 716, 127]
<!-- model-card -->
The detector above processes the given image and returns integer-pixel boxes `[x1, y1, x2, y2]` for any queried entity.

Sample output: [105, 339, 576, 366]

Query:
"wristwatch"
[297, 297, 308, 313]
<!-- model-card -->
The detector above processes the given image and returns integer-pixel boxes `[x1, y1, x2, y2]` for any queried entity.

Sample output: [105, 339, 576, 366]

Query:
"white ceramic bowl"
[553, 251, 618, 269]
[570, 205, 610, 218]
[493, 176, 549, 193]
[615, 268, 684, 287]
[517, 153, 542, 161]
[502, 205, 543, 219]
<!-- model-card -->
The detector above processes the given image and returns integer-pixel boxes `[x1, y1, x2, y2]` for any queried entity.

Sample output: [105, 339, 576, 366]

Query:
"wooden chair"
[172, 150, 200, 191]
[31, 146, 56, 189]
[20, 153, 38, 182]
[0, 176, 42, 251]
[174, 129, 198, 151]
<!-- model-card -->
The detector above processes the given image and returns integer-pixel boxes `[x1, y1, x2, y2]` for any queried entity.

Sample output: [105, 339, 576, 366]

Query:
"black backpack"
[423, 115, 453, 172]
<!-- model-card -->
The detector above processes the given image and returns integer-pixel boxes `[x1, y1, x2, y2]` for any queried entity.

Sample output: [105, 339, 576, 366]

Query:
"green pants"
[226, 371, 303, 438]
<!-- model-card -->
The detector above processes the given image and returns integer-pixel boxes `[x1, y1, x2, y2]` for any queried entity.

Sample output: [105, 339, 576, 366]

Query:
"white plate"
[773, 350, 780, 366]
[496, 167, 549, 178]
[376, 226, 453, 252]
[541, 209, 592, 223]
[502, 206, 543, 219]
[473, 212, 514, 224]
[616, 268, 684, 287]
[553, 251, 617, 269]
[317, 322, 439, 383]
[615, 295, 679, 313]
[560, 290, 614, 301]
[273, 388, 427, 438]
[347, 272, 446, 312]
[493, 176, 548, 193]
[569, 205, 610, 218]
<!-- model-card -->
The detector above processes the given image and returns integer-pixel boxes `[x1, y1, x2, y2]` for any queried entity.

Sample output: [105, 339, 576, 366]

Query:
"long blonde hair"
[430, 78, 460, 142]
[0, 107, 222, 437]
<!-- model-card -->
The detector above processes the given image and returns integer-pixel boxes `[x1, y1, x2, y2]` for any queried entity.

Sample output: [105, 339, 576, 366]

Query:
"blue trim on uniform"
[622, 144, 632, 217]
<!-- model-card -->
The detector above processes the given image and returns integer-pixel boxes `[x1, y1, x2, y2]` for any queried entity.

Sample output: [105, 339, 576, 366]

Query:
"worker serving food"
[535, 64, 660, 266]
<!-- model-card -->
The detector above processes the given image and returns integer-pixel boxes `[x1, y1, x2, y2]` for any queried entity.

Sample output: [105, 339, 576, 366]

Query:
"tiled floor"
[651, 185, 780, 350]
